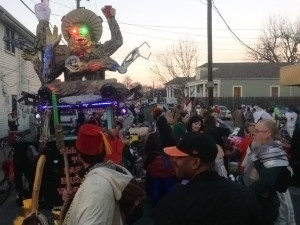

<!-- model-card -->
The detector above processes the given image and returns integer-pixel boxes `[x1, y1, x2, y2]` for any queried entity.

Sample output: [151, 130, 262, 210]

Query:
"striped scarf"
[251, 141, 289, 168]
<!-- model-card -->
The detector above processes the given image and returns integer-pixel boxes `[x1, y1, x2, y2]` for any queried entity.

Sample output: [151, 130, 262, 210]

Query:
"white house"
[0, 6, 41, 139]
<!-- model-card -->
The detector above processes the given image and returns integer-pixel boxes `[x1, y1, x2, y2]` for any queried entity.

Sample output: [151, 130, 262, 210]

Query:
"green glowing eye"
[80, 27, 89, 36]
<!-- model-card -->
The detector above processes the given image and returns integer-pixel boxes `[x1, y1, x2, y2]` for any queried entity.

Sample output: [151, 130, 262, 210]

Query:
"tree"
[151, 38, 199, 85]
[123, 75, 132, 88]
[140, 84, 153, 99]
[129, 81, 142, 89]
[248, 14, 300, 63]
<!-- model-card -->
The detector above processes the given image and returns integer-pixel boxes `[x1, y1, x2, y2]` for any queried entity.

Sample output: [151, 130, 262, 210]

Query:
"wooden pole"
[207, 0, 214, 107]
[76, 0, 81, 9]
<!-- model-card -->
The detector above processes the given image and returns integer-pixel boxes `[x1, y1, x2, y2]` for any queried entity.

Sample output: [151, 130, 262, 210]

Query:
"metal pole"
[153, 81, 155, 99]
[207, 0, 214, 107]
[76, 0, 81, 9]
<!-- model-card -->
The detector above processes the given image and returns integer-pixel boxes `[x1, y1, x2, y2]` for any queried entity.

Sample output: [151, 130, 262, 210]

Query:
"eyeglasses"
[253, 129, 268, 133]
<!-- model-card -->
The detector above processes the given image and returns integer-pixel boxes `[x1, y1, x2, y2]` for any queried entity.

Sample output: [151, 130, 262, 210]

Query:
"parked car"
[219, 105, 232, 120]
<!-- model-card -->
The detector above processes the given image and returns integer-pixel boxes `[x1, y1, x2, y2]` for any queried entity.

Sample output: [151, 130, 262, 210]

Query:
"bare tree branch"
[150, 37, 199, 96]
[122, 75, 132, 88]
[247, 14, 300, 63]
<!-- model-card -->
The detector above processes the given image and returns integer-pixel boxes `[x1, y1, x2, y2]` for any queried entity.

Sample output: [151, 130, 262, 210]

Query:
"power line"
[28, 0, 37, 4]
[42, 9, 265, 32]
[117, 29, 257, 46]
[50, 0, 74, 9]
[199, 0, 207, 6]
[19, 0, 35, 14]
[16, 1, 257, 49]
[19, 0, 67, 45]
[212, 0, 263, 56]
[30, 2, 263, 40]
[119, 22, 260, 39]
[118, 21, 264, 31]
[15, 1, 263, 63]
[46, 1, 264, 33]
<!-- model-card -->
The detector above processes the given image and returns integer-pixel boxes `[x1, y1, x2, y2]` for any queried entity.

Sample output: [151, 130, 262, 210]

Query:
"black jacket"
[156, 115, 175, 147]
[154, 171, 262, 225]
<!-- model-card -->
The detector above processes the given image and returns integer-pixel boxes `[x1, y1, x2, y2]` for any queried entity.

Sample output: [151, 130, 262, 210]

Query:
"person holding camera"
[8, 109, 19, 131]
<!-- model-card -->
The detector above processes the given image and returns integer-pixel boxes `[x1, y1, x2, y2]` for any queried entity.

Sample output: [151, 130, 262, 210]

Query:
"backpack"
[274, 166, 293, 193]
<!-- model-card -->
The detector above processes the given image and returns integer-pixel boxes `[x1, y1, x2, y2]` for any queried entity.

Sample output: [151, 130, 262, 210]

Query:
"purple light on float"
[120, 108, 127, 114]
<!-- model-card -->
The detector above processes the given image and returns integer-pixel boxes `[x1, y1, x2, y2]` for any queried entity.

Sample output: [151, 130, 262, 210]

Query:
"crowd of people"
[122, 99, 297, 224]
[7, 98, 299, 225]
[230, 104, 300, 186]
[139, 100, 298, 225]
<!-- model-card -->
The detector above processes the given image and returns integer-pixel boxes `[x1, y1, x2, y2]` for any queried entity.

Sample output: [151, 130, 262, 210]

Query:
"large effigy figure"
[23, 1, 124, 84]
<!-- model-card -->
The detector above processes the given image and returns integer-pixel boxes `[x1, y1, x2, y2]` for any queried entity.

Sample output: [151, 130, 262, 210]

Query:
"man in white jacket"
[63, 124, 145, 225]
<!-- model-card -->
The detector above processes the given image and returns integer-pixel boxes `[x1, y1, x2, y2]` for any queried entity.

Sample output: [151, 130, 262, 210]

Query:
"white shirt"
[285, 111, 298, 137]
[253, 110, 274, 123]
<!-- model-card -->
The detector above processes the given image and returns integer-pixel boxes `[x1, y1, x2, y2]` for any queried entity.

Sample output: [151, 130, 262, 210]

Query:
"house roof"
[165, 76, 195, 85]
[0, 5, 35, 42]
[280, 64, 300, 86]
[197, 62, 294, 79]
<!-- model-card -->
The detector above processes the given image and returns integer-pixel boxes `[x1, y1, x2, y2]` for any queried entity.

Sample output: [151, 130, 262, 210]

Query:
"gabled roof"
[165, 76, 195, 85]
[280, 64, 300, 86]
[0, 5, 35, 42]
[197, 62, 294, 79]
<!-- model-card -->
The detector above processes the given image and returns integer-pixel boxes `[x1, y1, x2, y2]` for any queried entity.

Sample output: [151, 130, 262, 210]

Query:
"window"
[196, 71, 200, 80]
[214, 83, 218, 97]
[233, 86, 242, 97]
[197, 84, 204, 97]
[270, 86, 280, 97]
[5, 27, 15, 54]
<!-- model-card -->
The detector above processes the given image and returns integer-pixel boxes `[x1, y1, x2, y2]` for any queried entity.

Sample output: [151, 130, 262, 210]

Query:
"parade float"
[4, 1, 150, 224]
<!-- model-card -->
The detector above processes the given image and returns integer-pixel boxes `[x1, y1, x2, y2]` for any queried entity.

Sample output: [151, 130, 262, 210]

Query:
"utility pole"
[207, 0, 214, 107]
[152, 81, 155, 99]
[76, 0, 81, 9]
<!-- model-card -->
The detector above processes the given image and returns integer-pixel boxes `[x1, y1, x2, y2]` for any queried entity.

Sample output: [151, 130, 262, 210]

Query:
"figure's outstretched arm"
[34, 1, 51, 50]
[101, 6, 123, 56]
[33, 1, 65, 83]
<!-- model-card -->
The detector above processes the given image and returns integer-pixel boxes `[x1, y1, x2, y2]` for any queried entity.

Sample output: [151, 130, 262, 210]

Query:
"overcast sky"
[1, 0, 299, 86]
